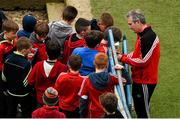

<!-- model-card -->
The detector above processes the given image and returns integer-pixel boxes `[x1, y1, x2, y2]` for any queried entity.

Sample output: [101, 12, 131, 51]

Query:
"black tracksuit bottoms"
[132, 82, 156, 118]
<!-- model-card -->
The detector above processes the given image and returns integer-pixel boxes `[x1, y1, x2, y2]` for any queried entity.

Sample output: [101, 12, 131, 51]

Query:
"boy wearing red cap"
[32, 87, 66, 118]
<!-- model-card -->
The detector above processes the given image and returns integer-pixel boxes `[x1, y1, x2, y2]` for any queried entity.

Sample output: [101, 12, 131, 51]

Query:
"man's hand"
[114, 64, 124, 70]
[117, 54, 123, 60]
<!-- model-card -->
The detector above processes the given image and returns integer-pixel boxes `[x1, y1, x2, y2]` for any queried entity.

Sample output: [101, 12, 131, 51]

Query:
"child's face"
[25, 47, 32, 56]
[80, 26, 91, 38]
[85, 26, 91, 34]
[98, 21, 106, 32]
[5, 31, 17, 41]
[36, 34, 47, 42]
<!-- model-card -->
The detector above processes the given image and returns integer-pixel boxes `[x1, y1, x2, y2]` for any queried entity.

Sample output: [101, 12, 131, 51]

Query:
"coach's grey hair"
[126, 9, 146, 24]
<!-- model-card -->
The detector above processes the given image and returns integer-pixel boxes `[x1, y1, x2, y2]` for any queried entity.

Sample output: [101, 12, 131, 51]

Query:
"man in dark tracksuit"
[2, 37, 33, 117]
[118, 9, 160, 118]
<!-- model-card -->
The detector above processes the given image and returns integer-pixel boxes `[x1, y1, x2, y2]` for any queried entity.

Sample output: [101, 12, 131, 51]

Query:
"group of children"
[0, 6, 124, 118]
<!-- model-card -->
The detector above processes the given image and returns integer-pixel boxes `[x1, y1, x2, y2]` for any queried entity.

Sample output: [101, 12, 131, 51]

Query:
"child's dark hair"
[100, 12, 114, 28]
[84, 30, 104, 48]
[0, 10, 7, 31]
[62, 6, 78, 21]
[34, 21, 49, 37]
[75, 18, 90, 34]
[46, 39, 60, 60]
[16, 37, 31, 51]
[2, 19, 19, 32]
[100, 92, 118, 113]
[68, 55, 82, 71]
[104, 26, 122, 42]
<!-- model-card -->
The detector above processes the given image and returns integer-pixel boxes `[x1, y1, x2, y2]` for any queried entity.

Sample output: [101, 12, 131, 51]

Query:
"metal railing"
[107, 29, 131, 118]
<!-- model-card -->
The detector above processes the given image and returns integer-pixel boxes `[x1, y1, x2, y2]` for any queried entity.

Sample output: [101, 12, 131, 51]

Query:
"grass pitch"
[91, 0, 180, 117]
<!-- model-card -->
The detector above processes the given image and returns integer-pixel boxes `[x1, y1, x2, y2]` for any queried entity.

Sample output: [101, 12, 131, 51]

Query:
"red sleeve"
[120, 38, 159, 67]
[28, 63, 38, 86]
[78, 78, 89, 97]
[32, 109, 40, 118]
[95, 43, 107, 53]
[0, 45, 4, 70]
[54, 72, 67, 91]
[121, 54, 149, 67]
[110, 74, 119, 85]
[59, 62, 68, 72]
[54, 75, 62, 93]
[33, 43, 48, 61]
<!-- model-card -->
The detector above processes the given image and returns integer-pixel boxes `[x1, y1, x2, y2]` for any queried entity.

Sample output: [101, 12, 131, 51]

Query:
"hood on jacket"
[48, 21, 73, 40]
[48, 21, 74, 56]
[30, 32, 44, 44]
[22, 15, 37, 32]
[89, 71, 110, 90]
[68, 33, 85, 48]
[17, 30, 32, 38]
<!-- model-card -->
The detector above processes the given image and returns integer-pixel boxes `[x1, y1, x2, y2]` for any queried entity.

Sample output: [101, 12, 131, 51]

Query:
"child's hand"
[114, 64, 124, 70]
[121, 77, 127, 86]
[27, 48, 38, 61]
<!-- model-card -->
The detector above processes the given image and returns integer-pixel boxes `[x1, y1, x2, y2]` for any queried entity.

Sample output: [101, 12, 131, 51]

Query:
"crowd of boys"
[0, 3, 160, 118]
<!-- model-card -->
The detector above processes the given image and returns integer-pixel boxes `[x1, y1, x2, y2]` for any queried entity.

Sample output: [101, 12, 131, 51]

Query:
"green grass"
[91, 0, 180, 117]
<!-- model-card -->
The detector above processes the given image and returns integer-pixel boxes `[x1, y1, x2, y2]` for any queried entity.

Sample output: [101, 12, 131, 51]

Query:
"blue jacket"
[72, 47, 98, 76]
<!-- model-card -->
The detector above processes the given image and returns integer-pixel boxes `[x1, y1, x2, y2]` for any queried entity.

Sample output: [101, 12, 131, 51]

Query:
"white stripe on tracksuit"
[142, 84, 150, 118]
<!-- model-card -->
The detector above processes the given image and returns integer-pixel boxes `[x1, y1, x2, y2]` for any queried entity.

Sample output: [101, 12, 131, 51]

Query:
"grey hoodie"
[48, 21, 74, 57]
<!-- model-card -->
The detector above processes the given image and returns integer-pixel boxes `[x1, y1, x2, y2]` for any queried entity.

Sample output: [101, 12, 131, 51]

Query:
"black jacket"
[2, 52, 31, 96]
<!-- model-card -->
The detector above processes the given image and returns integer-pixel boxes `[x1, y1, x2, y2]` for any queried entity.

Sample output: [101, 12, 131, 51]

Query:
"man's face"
[127, 17, 141, 33]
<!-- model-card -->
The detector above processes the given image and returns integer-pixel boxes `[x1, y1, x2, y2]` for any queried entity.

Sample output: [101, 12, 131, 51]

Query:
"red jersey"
[28, 60, 68, 104]
[78, 73, 119, 118]
[32, 105, 66, 118]
[33, 42, 48, 62]
[0, 40, 14, 71]
[62, 33, 85, 64]
[54, 72, 85, 111]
